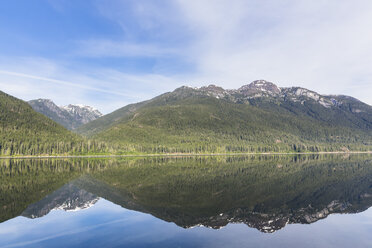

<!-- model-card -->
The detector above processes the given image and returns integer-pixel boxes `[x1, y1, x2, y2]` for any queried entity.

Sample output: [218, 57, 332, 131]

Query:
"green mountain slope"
[76, 99, 150, 136]
[77, 81, 372, 153]
[0, 91, 106, 156]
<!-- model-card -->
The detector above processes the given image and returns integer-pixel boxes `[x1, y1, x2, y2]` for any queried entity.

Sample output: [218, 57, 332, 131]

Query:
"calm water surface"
[1, 155, 372, 247]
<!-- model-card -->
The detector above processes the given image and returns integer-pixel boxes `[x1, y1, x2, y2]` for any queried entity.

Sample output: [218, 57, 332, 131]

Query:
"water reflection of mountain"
[1, 155, 372, 233]
[21, 183, 99, 219]
[73, 175, 372, 233]
[0, 159, 105, 223]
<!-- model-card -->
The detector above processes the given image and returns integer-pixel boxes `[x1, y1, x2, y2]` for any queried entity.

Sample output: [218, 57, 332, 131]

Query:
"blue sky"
[0, 0, 371, 113]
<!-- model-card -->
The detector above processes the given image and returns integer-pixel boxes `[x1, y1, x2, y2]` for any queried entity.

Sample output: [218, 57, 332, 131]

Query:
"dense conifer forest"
[0, 91, 109, 156]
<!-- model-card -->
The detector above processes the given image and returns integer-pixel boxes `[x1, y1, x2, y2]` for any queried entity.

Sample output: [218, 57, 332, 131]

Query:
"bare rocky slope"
[28, 99, 102, 130]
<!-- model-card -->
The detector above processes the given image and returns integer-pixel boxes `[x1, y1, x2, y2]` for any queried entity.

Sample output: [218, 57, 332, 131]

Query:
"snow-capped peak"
[61, 104, 99, 112]
[61, 104, 102, 116]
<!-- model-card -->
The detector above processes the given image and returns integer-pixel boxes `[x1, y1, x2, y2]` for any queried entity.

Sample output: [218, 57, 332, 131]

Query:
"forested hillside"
[77, 81, 372, 154]
[0, 91, 108, 156]
[1, 79, 372, 156]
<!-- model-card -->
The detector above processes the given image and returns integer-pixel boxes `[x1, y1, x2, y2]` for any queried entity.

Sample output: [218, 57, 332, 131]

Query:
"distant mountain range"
[28, 99, 102, 130]
[76, 80, 372, 153]
[0, 79, 371, 155]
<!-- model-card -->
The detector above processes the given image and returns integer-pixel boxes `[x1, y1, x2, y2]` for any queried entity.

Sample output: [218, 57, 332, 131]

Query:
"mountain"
[76, 80, 372, 153]
[28, 99, 102, 130]
[61, 104, 102, 127]
[0, 90, 84, 156]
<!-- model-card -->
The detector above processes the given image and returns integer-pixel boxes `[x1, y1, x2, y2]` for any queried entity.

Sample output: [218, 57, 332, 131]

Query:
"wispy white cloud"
[2, 0, 372, 111]
[173, 0, 372, 100]
[0, 70, 133, 97]
[0, 57, 182, 113]
[81, 0, 372, 106]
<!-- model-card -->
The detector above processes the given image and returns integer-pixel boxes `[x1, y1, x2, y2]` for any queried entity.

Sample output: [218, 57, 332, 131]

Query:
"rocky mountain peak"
[60, 104, 102, 125]
[36, 98, 53, 103]
[238, 80, 281, 96]
[166, 80, 371, 111]
[199, 84, 227, 98]
[200, 84, 225, 92]
[29, 99, 65, 117]
[281, 87, 334, 108]
[61, 104, 102, 117]
[28, 99, 102, 130]
[33, 98, 60, 109]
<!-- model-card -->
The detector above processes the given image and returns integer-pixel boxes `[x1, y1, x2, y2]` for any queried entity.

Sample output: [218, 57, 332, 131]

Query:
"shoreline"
[0, 151, 371, 159]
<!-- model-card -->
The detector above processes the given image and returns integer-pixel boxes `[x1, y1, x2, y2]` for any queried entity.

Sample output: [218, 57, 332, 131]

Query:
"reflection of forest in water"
[1, 154, 372, 233]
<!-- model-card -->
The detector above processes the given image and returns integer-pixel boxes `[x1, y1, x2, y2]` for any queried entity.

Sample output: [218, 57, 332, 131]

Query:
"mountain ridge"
[178, 80, 370, 109]
[28, 99, 102, 130]
[1, 79, 371, 156]
[76, 80, 372, 154]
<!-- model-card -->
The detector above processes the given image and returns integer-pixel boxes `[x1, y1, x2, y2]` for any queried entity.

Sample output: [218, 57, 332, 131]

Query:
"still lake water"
[1, 155, 372, 248]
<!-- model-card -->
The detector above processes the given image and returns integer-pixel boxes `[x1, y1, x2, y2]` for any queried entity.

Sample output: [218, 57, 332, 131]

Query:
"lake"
[1, 154, 372, 248]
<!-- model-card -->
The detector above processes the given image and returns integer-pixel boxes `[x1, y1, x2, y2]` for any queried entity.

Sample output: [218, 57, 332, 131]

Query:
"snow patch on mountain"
[29, 99, 103, 129]
[180, 80, 344, 109]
